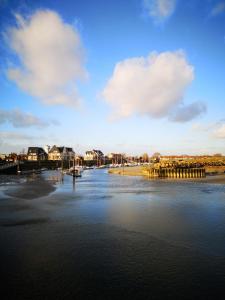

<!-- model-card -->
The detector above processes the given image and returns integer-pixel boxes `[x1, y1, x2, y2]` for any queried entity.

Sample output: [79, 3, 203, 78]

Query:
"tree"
[152, 152, 161, 163]
[213, 153, 222, 157]
[152, 152, 161, 158]
[142, 153, 149, 163]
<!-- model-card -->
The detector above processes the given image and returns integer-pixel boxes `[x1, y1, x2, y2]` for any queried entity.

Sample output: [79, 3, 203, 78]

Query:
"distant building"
[0, 154, 7, 161]
[48, 145, 74, 161]
[27, 147, 47, 161]
[107, 153, 123, 164]
[17, 154, 27, 161]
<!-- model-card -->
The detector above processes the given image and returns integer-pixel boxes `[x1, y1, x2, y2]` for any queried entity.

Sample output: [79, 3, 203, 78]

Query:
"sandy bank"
[109, 166, 225, 184]
[108, 166, 144, 176]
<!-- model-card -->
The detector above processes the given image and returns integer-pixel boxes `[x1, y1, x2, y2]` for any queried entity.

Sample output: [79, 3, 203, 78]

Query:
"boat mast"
[73, 152, 75, 170]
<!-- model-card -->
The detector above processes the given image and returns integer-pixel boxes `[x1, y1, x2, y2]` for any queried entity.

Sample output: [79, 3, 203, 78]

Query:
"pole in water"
[61, 157, 63, 173]
[73, 175, 76, 191]
[122, 155, 124, 175]
[17, 161, 21, 174]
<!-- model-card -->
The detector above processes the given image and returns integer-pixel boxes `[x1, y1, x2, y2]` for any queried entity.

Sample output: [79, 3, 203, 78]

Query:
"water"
[0, 170, 225, 299]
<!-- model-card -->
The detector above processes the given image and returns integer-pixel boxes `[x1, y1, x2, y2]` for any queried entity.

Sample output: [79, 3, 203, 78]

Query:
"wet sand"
[4, 174, 56, 199]
[108, 166, 144, 176]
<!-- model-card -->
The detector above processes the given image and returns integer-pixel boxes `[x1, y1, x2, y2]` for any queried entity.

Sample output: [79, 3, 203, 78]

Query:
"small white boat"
[66, 167, 82, 177]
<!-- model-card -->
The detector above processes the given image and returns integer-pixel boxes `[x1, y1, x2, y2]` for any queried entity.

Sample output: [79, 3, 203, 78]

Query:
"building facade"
[84, 150, 104, 161]
[107, 153, 124, 164]
[27, 147, 48, 161]
[48, 145, 75, 161]
[84, 149, 104, 166]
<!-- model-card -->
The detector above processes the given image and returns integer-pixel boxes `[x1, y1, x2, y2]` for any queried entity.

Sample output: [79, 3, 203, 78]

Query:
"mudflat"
[4, 174, 56, 199]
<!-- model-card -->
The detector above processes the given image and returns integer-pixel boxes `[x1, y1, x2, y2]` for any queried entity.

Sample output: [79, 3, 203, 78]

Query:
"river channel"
[0, 169, 225, 299]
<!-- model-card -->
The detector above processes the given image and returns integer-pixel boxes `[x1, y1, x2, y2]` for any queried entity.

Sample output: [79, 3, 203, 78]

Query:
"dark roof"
[58, 147, 64, 153]
[49, 145, 63, 153]
[93, 149, 104, 156]
[85, 150, 104, 156]
[49, 145, 74, 153]
[27, 147, 46, 155]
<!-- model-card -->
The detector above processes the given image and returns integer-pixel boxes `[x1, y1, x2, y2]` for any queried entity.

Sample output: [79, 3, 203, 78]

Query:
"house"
[84, 149, 104, 166]
[0, 154, 7, 161]
[27, 147, 48, 161]
[84, 150, 104, 161]
[107, 153, 124, 164]
[48, 145, 75, 161]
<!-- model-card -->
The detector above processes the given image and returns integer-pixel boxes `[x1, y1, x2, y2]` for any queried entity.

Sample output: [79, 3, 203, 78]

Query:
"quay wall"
[0, 161, 62, 174]
[143, 168, 206, 178]
[1, 159, 113, 174]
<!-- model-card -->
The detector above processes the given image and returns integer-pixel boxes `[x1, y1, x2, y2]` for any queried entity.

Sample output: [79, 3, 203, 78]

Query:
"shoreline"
[108, 166, 225, 184]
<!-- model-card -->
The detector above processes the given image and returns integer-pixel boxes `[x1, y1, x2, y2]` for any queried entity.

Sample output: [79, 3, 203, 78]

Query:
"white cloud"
[102, 50, 194, 120]
[191, 119, 225, 139]
[0, 131, 33, 140]
[143, 0, 176, 22]
[214, 124, 225, 138]
[0, 131, 45, 154]
[0, 108, 58, 128]
[170, 101, 207, 122]
[191, 122, 213, 132]
[6, 10, 87, 106]
[210, 2, 225, 16]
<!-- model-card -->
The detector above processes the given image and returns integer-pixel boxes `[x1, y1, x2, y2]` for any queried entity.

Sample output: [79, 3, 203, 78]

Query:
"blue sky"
[0, 0, 225, 155]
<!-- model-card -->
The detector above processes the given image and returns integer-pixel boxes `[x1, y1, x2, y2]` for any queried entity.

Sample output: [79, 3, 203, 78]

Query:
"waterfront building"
[108, 153, 124, 164]
[84, 150, 104, 161]
[48, 145, 74, 161]
[84, 149, 104, 166]
[0, 154, 7, 160]
[27, 147, 47, 161]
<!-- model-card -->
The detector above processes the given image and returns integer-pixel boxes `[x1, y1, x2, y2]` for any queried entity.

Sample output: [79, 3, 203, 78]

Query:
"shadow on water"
[1, 217, 50, 227]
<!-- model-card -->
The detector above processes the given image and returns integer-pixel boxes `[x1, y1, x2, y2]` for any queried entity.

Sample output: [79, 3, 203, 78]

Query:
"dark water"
[0, 170, 225, 299]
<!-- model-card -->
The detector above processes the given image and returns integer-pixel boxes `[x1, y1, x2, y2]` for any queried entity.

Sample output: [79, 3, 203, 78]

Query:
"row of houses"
[27, 146, 79, 161]
[2, 148, 224, 166]
[26, 147, 131, 166]
[27, 146, 105, 163]
[1, 146, 127, 165]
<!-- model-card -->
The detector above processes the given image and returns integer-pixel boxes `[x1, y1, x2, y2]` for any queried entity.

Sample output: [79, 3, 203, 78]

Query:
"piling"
[146, 167, 205, 179]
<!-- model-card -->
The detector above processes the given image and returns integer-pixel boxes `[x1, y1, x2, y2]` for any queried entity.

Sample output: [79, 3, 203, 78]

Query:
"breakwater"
[143, 167, 206, 178]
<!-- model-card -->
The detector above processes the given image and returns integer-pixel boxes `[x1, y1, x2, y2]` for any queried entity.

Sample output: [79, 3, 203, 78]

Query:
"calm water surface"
[0, 169, 225, 299]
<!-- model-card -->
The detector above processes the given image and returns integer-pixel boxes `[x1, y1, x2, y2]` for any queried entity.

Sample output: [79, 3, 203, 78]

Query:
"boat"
[66, 167, 82, 177]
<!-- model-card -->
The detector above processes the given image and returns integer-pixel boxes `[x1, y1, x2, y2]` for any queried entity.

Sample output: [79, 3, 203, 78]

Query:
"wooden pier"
[144, 167, 206, 178]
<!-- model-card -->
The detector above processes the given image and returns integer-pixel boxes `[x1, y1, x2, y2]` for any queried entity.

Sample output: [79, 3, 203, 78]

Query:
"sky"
[0, 0, 225, 155]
